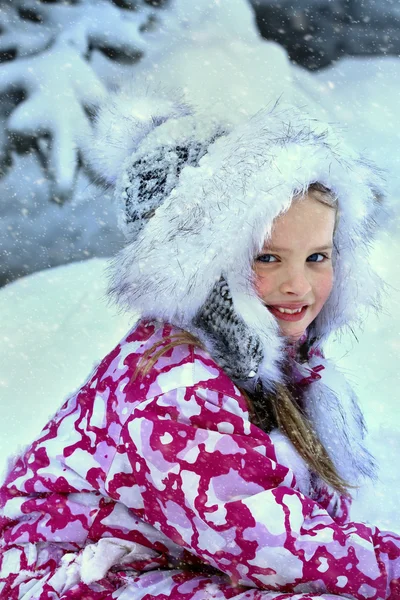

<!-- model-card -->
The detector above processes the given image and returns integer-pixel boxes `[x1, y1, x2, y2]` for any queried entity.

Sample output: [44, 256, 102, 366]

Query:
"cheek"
[253, 271, 274, 298]
[316, 270, 334, 305]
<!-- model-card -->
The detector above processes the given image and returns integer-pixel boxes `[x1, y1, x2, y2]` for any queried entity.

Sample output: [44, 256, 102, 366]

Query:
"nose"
[279, 266, 312, 297]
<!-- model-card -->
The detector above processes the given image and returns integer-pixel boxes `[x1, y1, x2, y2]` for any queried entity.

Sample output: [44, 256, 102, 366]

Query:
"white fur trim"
[82, 83, 192, 186]
[302, 355, 378, 486]
[106, 102, 386, 345]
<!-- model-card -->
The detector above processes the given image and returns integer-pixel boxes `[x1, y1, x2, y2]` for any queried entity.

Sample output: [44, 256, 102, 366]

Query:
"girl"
[1, 88, 399, 600]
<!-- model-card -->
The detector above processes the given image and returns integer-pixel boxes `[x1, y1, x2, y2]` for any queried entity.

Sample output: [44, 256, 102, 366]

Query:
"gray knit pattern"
[122, 138, 223, 239]
[193, 276, 264, 382]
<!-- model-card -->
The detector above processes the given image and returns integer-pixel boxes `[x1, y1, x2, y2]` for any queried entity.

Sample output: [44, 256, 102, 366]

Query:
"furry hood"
[87, 89, 386, 338]
[84, 85, 387, 489]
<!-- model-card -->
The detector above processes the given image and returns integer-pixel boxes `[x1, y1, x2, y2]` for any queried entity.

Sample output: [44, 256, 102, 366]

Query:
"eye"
[307, 253, 330, 262]
[256, 254, 278, 263]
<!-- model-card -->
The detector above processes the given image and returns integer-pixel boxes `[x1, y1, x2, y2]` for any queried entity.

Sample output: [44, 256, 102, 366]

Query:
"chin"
[283, 330, 305, 341]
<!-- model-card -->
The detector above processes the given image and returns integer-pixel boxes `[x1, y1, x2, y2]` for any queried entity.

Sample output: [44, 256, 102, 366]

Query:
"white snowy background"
[0, 0, 399, 535]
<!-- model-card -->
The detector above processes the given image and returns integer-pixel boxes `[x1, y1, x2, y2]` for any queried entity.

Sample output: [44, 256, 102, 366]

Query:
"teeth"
[275, 306, 304, 314]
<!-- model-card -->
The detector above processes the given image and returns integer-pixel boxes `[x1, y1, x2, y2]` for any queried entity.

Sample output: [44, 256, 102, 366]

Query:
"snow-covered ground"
[0, 259, 133, 476]
[1, 0, 399, 536]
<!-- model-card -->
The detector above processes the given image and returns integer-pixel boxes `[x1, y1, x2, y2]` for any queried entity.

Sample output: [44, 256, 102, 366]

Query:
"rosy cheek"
[253, 272, 268, 297]
[252, 268, 260, 291]
[319, 271, 334, 305]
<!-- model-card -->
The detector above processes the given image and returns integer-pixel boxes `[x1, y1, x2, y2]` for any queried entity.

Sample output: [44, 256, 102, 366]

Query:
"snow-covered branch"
[0, 0, 166, 202]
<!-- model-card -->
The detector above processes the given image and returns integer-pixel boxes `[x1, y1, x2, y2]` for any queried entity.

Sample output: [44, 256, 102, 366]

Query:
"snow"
[131, 0, 328, 124]
[3, 44, 106, 201]
[0, 0, 154, 201]
[0, 0, 167, 283]
[0, 258, 133, 479]
[0, 0, 399, 537]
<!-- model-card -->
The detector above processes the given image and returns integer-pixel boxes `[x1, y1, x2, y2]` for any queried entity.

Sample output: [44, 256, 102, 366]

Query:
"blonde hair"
[302, 181, 340, 233]
[131, 183, 356, 497]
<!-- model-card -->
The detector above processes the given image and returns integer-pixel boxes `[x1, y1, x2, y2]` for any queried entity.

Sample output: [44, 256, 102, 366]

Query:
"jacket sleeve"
[108, 384, 400, 600]
[0, 380, 173, 598]
[311, 478, 353, 526]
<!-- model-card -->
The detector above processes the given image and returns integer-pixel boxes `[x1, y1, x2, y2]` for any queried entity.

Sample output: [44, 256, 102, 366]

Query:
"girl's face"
[253, 193, 336, 341]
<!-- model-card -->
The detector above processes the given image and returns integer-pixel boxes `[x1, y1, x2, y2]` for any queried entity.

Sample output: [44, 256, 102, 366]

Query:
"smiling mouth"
[266, 305, 308, 321]
[270, 306, 305, 314]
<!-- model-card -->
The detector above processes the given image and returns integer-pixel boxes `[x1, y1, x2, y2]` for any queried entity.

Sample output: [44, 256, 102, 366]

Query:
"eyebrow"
[263, 244, 333, 252]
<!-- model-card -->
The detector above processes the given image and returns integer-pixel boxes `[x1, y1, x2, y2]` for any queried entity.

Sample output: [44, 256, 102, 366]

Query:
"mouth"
[266, 305, 308, 322]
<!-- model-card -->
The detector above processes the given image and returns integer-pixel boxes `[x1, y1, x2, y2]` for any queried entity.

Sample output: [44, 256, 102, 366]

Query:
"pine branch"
[0, 0, 166, 202]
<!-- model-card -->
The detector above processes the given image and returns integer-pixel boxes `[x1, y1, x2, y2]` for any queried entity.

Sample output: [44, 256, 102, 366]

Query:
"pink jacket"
[1, 319, 399, 599]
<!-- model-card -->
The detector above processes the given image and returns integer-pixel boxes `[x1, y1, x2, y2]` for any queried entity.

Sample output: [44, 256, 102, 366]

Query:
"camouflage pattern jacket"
[1, 319, 400, 599]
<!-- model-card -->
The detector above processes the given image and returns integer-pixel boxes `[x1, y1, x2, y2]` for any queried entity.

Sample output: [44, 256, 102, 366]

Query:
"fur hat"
[84, 84, 387, 489]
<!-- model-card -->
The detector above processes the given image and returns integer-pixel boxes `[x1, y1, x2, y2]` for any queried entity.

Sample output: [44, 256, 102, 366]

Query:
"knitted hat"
[84, 85, 387, 487]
